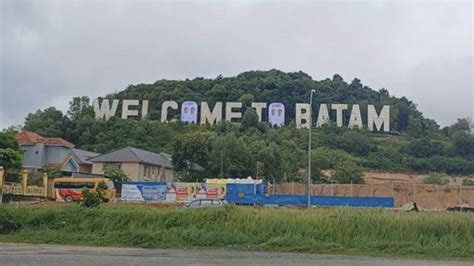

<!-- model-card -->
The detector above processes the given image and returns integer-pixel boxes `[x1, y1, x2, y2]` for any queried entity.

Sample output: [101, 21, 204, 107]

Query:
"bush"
[332, 160, 364, 184]
[80, 182, 108, 208]
[463, 178, 474, 186]
[423, 173, 449, 185]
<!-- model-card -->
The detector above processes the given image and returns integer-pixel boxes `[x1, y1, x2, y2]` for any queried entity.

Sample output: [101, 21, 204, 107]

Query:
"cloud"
[1, 1, 472, 129]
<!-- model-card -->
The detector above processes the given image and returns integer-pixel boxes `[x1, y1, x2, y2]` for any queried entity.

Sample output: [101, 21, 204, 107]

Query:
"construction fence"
[271, 181, 474, 210]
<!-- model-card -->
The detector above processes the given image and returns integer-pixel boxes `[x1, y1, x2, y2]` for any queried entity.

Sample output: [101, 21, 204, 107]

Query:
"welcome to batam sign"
[93, 99, 390, 132]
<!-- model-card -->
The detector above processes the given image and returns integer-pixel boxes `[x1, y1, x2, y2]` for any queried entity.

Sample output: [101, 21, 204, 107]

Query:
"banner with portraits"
[121, 182, 226, 202]
[268, 102, 285, 127]
[180, 101, 198, 124]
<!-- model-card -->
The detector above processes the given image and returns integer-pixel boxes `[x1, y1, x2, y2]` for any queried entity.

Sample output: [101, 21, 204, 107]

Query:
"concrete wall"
[21, 144, 45, 169]
[45, 146, 71, 165]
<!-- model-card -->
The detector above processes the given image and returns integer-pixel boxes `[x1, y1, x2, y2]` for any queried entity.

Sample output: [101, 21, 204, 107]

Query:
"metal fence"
[272, 181, 474, 210]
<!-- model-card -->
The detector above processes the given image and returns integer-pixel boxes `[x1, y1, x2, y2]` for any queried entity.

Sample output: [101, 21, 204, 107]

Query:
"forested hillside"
[11, 70, 474, 181]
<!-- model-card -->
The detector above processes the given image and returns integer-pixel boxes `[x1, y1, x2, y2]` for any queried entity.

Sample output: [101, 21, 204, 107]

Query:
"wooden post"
[272, 178, 275, 195]
[436, 184, 439, 210]
[43, 172, 48, 198]
[413, 182, 416, 203]
[21, 169, 28, 196]
[391, 182, 394, 198]
[350, 180, 353, 197]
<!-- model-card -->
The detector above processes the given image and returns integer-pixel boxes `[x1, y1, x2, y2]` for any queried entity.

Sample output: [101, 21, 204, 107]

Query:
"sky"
[1, 0, 473, 129]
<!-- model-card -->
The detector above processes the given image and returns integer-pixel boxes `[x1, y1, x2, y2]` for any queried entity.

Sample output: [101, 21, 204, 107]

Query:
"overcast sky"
[1, 0, 472, 129]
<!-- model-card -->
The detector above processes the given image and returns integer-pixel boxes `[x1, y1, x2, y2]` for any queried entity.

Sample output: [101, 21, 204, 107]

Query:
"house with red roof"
[15, 131, 99, 174]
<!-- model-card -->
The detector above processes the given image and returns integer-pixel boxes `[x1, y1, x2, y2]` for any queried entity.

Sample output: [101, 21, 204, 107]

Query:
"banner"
[122, 182, 226, 202]
[121, 182, 167, 202]
[268, 102, 285, 127]
[180, 101, 198, 124]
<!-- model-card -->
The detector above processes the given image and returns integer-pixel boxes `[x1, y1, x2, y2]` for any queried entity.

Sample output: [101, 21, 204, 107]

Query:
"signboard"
[121, 182, 167, 202]
[122, 182, 226, 202]
[93, 99, 390, 131]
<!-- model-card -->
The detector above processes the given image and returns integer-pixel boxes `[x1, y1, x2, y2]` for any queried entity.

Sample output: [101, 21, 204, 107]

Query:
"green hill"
[18, 70, 474, 181]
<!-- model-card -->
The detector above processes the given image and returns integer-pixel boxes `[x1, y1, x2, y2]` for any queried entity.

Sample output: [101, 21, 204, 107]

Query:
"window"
[144, 166, 148, 177]
[54, 182, 95, 189]
[103, 163, 121, 171]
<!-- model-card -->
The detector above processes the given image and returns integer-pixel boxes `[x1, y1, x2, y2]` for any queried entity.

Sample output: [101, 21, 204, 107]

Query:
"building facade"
[90, 147, 177, 182]
[15, 131, 99, 174]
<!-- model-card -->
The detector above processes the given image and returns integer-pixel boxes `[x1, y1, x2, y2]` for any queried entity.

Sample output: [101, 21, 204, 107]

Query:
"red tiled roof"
[15, 131, 75, 148]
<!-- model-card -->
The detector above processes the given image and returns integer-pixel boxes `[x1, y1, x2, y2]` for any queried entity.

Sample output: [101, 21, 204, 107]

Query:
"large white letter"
[122, 99, 140, 119]
[316, 104, 330, 127]
[93, 99, 119, 120]
[295, 103, 310, 129]
[200, 102, 223, 125]
[348, 104, 363, 129]
[251, 102, 267, 122]
[368, 105, 390, 132]
[161, 101, 178, 123]
[331, 104, 348, 127]
[141, 100, 149, 119]
[225, 102, 242, 123]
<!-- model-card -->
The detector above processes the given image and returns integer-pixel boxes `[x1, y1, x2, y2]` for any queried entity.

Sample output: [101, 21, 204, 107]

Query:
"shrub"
[80, 182, 107, 208]
[332, 160, 364, 184]
[423, 173, 449, 185]
[463, 178, 474, 186]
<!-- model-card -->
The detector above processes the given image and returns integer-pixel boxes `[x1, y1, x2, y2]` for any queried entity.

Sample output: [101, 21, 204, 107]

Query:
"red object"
[58, 189, 82, 201]
[16, 131, 74, 148]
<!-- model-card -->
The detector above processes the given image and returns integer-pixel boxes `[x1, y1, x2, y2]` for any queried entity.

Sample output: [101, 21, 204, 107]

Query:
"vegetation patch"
[0, 205, 473, 259]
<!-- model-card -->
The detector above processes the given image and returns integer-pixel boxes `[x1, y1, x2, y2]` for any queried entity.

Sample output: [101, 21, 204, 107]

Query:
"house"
[90, 146, 178, 182]
[63, 148, 101, 174]
[15, 131, 99, 174]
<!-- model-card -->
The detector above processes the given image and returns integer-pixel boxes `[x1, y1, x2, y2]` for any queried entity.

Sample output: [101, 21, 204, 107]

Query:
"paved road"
[0, 243, 471, 266]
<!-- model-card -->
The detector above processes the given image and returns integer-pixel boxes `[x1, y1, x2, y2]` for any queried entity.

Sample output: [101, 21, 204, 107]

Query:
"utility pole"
[307, 89, 316, 209]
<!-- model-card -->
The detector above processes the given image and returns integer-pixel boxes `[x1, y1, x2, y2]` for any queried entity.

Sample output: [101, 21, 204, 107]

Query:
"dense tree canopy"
[0, 132, 23, 171]
[6, 70, 474, 181]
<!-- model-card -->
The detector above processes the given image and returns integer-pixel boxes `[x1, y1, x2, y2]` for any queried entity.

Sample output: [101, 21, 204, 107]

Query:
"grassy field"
[0, 204, 473, 259]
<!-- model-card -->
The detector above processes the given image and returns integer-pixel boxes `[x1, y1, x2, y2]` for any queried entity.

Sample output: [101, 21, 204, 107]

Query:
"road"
[0, 243, 471, 266]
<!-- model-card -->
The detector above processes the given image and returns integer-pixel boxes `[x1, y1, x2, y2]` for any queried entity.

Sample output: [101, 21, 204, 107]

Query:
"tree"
[24, 107, 70, 137]
[241, 108, 259, 130]
[103, 165, 129, 195]
[172, 132, 211, 181]
[332, 161, 364, 184]
[0, 133, 23, 171]
[451, 132, 474, 158]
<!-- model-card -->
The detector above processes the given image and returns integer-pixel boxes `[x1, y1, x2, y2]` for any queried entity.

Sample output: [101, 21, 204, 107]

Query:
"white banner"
[268, 102, 285, 127]
[181, 101, 198, 124]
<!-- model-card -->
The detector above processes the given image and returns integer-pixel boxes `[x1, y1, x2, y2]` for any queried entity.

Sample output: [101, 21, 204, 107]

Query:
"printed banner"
[122, 182, 226, 202]
[268, 102, 285, 127]
[180, 101, 198, 124]
[121, 182, 167, 202]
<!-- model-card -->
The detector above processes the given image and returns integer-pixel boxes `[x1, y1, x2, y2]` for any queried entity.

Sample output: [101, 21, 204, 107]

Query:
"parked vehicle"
[52, 177, 116, 202]
[184, 199, 227, 208]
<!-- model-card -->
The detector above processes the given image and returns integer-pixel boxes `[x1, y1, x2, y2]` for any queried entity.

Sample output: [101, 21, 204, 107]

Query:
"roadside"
[0, 243, 471, 266]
